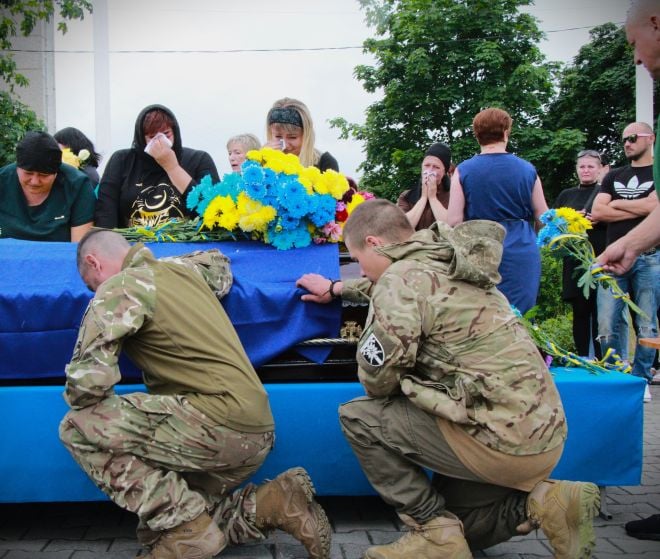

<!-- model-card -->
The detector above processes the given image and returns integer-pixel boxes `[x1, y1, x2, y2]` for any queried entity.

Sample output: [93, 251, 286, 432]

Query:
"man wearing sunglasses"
[591, 121, 658, 395]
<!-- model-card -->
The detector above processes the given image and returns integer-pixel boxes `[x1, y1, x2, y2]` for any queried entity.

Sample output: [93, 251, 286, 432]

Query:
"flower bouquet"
[114, 148, 373, 249]
[537, 207, 645, 317]
[513, 306, 631, 375]
[187, 148, 373, 249]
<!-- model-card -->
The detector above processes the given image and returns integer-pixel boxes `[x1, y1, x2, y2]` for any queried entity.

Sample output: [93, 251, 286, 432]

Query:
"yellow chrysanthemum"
[202, 195, 237, 230]
[246, 149, 263, 164]
[314, 169, 349, 199]
[236, 192, 276, 232]
[217, 205, 240, 231]
[281, 156, 303, 176]
[300, 167, 322, 193]
[346, 193, 366, 215]
[556, 207, 592, 234]
[61, 148, 80, 168]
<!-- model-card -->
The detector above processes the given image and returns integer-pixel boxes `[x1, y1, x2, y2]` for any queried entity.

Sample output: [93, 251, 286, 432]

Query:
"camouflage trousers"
[59, 392, 274, 544]
[339, 395, 529, 550]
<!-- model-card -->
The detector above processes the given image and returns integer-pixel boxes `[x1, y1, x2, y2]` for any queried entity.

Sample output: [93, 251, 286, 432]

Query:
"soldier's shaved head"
[343, 199, 414, 249]
[77, 229, 132, 291]
[77, 229, 131, 271]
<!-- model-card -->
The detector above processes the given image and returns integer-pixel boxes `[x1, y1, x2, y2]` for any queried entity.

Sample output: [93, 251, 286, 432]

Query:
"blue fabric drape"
[0, 238, 341, 380]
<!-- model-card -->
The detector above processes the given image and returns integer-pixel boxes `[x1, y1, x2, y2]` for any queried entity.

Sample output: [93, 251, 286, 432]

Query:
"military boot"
[364, 514, 472, 559]
[135, 524, 160, 554]
[255, 467, 331, 559]
[137, 511, 226, 559]
[526, 479, 600, 559]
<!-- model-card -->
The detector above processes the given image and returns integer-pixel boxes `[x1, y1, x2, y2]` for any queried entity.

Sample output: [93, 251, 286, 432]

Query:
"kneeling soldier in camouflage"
[60, 230, 330, 559]
[297, 199, 599, 559]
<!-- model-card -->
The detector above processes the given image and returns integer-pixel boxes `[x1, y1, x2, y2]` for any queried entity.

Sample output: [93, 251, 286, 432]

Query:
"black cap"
[424, 142, 451, 172]
[16, 131, 62, 174]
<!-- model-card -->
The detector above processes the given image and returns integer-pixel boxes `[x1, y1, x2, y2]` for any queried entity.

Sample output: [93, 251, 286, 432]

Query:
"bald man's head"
[77, 229, 131, 292]
[626, 0, 660, 80]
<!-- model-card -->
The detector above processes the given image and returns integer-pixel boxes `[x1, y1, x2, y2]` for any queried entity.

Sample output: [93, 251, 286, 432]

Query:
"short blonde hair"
[343, 199, 413, 249]
[226, 133, 261, 152]
[266, 97, 321, 167]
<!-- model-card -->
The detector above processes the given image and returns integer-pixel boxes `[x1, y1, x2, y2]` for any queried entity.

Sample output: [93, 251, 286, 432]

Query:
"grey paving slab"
[0, 385, 659, 557]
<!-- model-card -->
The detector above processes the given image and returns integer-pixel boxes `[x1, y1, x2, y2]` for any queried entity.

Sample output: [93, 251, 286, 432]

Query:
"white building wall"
[53, 0, 377, 179]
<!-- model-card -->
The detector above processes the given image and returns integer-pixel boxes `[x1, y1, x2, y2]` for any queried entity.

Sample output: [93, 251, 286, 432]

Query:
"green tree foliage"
[540, 23, 648, 203]
[0, 1, 91, 164]
[331, 0, 561, 200]
[0, 0, 92, 91]
[0, 90, 44, 166]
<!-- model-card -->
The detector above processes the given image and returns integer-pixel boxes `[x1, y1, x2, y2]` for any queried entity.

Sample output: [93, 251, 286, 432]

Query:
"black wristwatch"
[328, 279, 340, 299]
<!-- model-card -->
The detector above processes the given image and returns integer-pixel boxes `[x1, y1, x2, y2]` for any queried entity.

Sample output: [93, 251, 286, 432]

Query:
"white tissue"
[144, 132, 173, 155]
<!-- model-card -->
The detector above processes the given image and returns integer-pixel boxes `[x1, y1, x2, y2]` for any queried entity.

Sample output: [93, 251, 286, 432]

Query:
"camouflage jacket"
[342, 221, 567, 456]
[64, 244, 274, 432]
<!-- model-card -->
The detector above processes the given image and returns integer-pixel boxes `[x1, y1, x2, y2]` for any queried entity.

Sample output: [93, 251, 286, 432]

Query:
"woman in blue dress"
[448, 108, 548, 314]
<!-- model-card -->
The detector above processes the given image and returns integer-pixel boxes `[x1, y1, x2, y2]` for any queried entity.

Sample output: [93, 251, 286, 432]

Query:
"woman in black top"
[553, 150, 607, 358]
[95, 104, 219, 228]
[264, 98, 339, 172]
[54, 127, 102, 185]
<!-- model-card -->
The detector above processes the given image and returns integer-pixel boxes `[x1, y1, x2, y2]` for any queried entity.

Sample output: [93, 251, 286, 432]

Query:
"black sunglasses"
[622, 133, 653, 144]
[577, 150, 602, 162]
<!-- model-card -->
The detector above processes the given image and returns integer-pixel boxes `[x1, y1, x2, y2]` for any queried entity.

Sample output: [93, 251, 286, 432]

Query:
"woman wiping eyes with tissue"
[95, 104, 220, 229]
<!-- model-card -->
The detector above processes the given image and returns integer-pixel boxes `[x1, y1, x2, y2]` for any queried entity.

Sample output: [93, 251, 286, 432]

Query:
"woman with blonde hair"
[265, 98, 339, 171]
[226, 133, 261, 173]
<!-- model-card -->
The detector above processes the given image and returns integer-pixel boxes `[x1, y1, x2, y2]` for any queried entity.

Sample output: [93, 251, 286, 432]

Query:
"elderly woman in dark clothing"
[554, 150, 607, 358]
[95, 104, 219, 229]
[397, 142, 451, 230]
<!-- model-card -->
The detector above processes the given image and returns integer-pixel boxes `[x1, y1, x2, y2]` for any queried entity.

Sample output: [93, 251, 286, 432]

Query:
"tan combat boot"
[135, 524, 160, 552]
[255, 467, 331, 559]
[364, 513, 472, 559]
[526, 479, 600, 559]
[138, 511, 226, 559]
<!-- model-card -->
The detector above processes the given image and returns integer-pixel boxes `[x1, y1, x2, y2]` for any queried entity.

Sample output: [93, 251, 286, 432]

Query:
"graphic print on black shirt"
[612, 174, 654, 199]
[129, 182, 185, 227]
[600, 164, 655, 244]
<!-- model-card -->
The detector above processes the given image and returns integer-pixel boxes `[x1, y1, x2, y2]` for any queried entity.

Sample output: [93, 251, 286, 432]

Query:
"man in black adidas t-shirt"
[592, 121, 659, 388]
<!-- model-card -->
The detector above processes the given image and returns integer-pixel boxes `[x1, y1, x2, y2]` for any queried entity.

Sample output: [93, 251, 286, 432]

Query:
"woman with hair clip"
[265, 98, 339, 171]
[54, 127, 102, 185]
[397, 142, 451, 229]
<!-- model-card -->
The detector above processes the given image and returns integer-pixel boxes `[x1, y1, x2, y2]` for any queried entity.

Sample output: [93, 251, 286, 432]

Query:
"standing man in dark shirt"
[592, 121, 659, 391]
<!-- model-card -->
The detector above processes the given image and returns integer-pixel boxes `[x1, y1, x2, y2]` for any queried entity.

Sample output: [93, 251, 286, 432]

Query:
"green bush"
[0, 91, 44, 167]
[535, 247, 570, 322]
[538, 312, 576, 354]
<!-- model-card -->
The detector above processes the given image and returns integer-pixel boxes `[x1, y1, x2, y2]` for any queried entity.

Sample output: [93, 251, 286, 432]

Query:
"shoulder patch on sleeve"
[360, 332, 385, 366]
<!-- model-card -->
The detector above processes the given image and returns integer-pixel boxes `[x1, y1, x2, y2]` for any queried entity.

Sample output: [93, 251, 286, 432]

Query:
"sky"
[52, 0, 631, 182]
